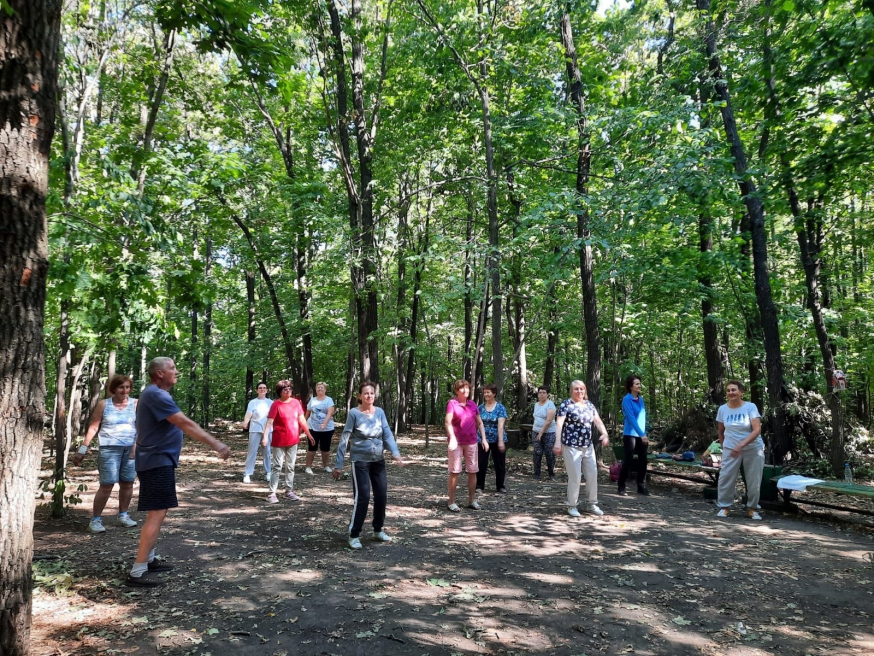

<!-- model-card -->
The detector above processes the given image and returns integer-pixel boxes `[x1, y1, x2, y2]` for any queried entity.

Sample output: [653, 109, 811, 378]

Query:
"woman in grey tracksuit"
[332, 380, 405, 549]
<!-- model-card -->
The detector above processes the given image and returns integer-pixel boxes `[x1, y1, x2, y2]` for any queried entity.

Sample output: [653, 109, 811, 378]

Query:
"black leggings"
[349, 459, 387, 538]
[476, 442, 506, 491]
[618, 435, 648, 489]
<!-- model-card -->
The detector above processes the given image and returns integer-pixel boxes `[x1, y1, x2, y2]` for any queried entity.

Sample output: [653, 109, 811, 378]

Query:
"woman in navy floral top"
[552, 380, 609, 517]
[477, 384, 508, 493]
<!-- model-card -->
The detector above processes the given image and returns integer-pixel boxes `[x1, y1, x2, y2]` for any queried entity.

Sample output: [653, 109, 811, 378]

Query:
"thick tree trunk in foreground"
[560, 8, 602, 408]
[698, 0, 791, 461]
[0, 3, 62, 654]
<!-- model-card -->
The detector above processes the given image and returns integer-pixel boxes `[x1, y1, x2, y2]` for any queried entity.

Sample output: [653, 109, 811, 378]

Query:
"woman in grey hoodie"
[333, 381, 405, 549]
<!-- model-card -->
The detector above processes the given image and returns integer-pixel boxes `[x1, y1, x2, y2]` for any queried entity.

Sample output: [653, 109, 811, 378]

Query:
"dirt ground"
[31, 426, 874, 656]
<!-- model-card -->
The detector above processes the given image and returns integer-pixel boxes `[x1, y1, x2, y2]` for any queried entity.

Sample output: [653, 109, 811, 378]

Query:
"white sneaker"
[717, 508, 730, 518]
[242, 475, 251, 483]
[586, 504, 604, 516]
[88, 518, 106, 533]
[325, 466, 333, 473]
[305, 467, 314, 475]
[373, 531, 392, 542]
[117, 514, 137, 528]
[349, 537, 363, 550]
[468, 501, 482, 510]
[748, 509, 762, 521]
[567, 507, 581, 517]
[265, 473, 272, 482]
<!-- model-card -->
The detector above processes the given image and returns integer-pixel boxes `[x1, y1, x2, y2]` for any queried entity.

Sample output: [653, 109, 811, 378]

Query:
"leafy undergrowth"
[32, 425, 874, 655]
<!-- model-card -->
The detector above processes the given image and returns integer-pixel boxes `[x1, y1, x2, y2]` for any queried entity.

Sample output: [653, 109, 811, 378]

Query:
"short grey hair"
[148, 357, 175, 380]
[570, 379, 586, 390]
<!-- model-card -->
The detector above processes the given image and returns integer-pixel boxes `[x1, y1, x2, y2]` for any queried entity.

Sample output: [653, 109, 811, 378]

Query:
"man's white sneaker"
[586, 504, 604, 516]
[117, 514, 137, 528]
[717, 508, 730, 518]
[349, 537, 363, 550]
[305, 467, 314, 475]
[325, 466, 333, 473]
[567, 507, 581, 517]
[373, 531, 392, 542]
[242, 475, 251, 483]
[748, 509, 762, 521]
[88, 518, 106, 533]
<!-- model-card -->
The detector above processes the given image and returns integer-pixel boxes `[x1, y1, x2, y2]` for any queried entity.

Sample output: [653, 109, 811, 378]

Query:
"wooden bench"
[771, 476, 874, 517]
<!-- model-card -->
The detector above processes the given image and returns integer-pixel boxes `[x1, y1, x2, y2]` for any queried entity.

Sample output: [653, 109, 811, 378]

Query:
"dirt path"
[32, 427, 874, 655]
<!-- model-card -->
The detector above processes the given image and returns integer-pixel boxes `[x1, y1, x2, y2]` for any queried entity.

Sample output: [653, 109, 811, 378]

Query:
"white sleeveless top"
[98, 398, 137, 447]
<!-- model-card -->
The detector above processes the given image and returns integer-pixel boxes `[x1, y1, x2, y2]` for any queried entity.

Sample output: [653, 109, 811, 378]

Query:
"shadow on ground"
[32, 427, 874, 655]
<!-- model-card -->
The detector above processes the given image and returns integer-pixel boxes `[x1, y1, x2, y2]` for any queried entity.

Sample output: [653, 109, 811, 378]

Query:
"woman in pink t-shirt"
[445, 379, 487, 512]
[263, 380, 314, 504]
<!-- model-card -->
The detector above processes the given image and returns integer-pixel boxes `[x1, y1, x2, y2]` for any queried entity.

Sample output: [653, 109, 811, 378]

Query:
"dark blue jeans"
[349, 459, 387, 538]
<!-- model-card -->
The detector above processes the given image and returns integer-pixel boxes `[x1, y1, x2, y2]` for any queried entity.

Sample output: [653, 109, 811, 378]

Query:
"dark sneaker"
[637, 486, 651, 496]
[147, 560, 174, 572]
[125, 575, 165, 588]
[617, 488, 628, 496]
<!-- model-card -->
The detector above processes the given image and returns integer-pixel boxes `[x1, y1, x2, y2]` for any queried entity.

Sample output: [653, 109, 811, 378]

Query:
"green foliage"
[43, 0, 874, 469]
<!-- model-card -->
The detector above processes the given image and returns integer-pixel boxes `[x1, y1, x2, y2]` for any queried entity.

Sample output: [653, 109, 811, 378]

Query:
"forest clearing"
[3, 1, 874, 655]
[30, 428, 874, 656]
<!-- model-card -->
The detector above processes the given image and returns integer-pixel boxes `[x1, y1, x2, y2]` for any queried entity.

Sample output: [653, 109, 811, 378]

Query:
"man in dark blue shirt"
[126, 357, 230, 587]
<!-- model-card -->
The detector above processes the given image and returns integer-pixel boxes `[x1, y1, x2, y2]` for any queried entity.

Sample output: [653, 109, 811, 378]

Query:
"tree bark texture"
[560, 8, 602, 408]
[697, 0, 791, 461]
[0, 2, 62, 653]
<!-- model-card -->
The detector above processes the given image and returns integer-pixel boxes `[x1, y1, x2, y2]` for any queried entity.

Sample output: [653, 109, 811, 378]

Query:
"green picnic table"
[771, 476, 874, 517]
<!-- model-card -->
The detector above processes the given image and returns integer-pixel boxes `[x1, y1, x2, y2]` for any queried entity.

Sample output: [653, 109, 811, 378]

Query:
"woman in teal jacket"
[618, 375, 650, 496]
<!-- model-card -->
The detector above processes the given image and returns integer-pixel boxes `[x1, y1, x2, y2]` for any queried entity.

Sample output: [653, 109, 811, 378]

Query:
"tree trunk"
[462, 194, 474, 382]
[544, 291, 558, 392]
[189, 306, 197, 422]
[325, 0, 387, 387]
[51, 303, 70, 518]
[699, 210, 725, 404]
[506, 170, 527, 419]
[560, 8, 602, 408]
[130, 28, 176, 194]
[221, 196, 302, 384]
[760, 0, 844, 473]
[0, 2, 61, 652]
[698, 0, 791, 461]
[246, 269, 256, 402]
[202, 237, 212, 425]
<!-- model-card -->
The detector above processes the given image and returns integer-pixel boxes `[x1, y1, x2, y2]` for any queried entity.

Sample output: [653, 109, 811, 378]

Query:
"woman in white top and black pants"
[716, 380, 764, 520]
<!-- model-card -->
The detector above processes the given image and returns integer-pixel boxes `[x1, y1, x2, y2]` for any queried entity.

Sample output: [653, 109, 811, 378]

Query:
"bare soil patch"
[32, 426, 874, 655]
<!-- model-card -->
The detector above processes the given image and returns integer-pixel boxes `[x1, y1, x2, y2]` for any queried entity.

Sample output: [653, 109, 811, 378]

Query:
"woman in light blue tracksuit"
[618, 375, 649, 496]
[332, 381, 405, 550]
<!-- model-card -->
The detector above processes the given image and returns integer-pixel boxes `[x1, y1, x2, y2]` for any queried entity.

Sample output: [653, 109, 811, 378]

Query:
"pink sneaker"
[286, 490, 301, 501]
[267, 493, 278, 504]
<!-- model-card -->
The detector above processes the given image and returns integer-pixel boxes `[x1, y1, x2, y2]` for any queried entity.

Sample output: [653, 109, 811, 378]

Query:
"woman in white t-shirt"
[305, 382, 336, 474]
[241, 382, 273, 483]
[715, 380, 764, 520]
